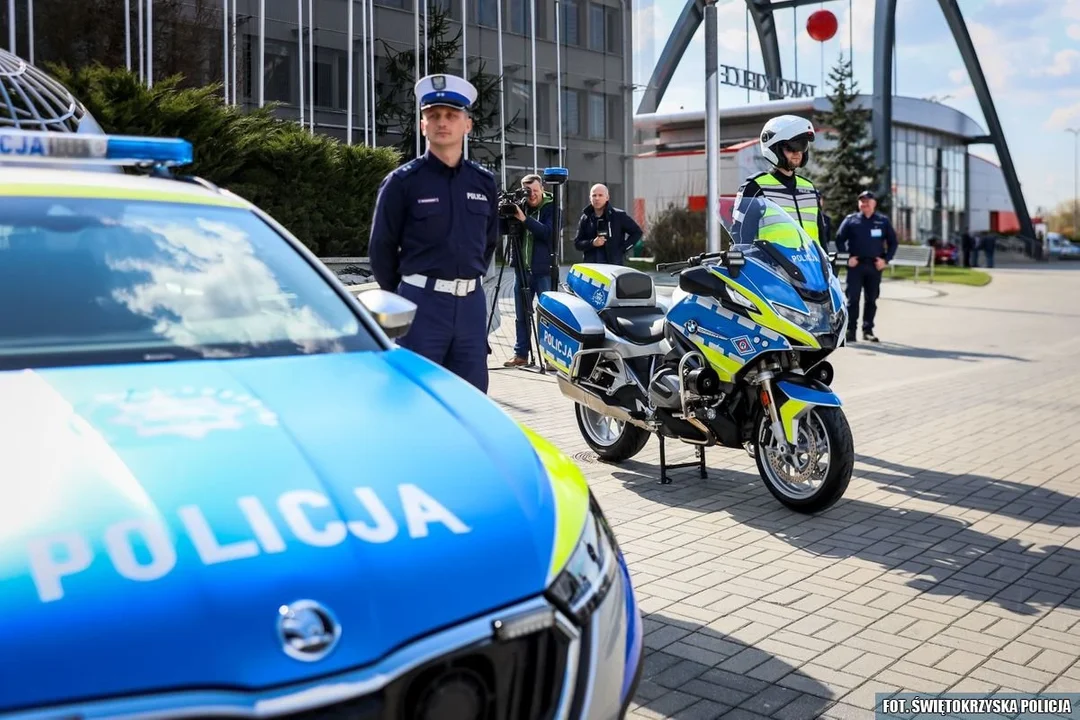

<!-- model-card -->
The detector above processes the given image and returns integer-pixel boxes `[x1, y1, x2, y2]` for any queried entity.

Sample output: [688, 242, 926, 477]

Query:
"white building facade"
[631, 95, 1018, 244]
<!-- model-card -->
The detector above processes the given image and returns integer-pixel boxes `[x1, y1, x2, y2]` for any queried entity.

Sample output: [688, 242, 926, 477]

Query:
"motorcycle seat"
[599, 305, 667, 345]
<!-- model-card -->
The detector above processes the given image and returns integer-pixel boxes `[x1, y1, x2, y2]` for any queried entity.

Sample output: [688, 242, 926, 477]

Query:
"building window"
[474, 0, 498, 27]
[562, 0, 580, 45]
[562, 88, 580, 136]
[263, 39, 295, 105]
[605, 6, 621, 53]
[589, 4, 605, 50]
[508, 80, 532, 131]
[605, 94, 621, 140]
[535, 82, 551, 134]
[588, 92, 605, 139]
[510, 0, 530, 34]
[430, 0, 460, 20]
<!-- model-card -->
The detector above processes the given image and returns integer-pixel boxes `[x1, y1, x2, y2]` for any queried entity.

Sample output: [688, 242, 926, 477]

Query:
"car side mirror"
[355, 288, 417, 340]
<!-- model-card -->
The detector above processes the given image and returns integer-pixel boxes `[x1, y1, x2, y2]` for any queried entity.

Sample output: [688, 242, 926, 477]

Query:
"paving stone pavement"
[486, 265, 1080, 719]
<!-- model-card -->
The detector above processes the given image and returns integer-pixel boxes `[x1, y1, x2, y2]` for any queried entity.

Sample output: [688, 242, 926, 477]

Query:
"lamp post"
[1068, 128, 1080, 237]
[704, 0, 720, 253]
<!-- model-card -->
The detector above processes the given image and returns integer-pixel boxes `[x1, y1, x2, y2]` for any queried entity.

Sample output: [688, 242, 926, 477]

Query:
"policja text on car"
[25, 483, 472, 604]
[368, 73, 499, 394]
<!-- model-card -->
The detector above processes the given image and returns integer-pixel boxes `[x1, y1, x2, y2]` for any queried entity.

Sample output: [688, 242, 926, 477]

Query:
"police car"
[0, 130, 643, 719]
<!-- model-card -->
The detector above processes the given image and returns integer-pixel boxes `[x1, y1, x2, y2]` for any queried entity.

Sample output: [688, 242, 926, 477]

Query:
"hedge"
[49, 64, 401, 257]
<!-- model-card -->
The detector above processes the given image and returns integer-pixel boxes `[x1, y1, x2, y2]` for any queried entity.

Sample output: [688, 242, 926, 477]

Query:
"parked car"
[0, 130, 644, 719]
[928, 237, 959, 265]
[1047, 232, 1080, 260]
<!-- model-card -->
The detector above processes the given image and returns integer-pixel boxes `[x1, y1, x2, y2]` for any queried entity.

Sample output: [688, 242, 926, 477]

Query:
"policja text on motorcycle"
[368, 73, 500, 393]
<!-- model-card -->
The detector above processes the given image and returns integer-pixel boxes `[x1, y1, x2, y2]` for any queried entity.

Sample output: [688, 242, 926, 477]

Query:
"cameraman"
[500, 173, 555, 367]
[573, 184, 642, 265]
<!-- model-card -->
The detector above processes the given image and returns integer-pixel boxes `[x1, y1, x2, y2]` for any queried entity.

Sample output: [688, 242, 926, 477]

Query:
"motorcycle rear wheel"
[575, 403, 651, 462]
[754, 406, 853, 513]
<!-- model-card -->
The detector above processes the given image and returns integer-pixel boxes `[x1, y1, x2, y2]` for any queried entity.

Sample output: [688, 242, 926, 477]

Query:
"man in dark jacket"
[573, 184, 643, 264]
[501, 173, 555, 367]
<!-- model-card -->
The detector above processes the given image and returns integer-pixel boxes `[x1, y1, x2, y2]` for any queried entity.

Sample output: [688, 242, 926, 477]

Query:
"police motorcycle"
[535, 196, 854, 513]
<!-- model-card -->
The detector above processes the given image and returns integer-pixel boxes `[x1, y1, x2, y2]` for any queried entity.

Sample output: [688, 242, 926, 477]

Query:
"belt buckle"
[454, 279, 470, 296]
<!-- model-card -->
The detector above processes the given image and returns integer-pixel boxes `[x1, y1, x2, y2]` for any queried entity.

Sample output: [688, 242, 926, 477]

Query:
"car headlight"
[547, 495, 620, 625]
[775, 301, 831, 334]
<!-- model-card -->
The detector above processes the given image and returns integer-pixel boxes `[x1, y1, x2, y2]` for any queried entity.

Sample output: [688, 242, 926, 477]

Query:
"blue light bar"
[543, 166, 569, 185]
[0, 129, 193, 167]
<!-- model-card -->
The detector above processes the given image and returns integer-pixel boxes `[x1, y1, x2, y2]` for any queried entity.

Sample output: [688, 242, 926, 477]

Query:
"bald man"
[573, 184, 642, 265]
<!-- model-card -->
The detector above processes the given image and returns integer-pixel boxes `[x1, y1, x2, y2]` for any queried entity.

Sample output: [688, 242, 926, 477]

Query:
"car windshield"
[723, 195, 830, 293]
[0, 196, 378, 370]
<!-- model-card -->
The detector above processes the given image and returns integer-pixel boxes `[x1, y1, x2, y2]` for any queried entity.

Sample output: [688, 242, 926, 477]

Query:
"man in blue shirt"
[834, 190, 898, 343]
[369, 73, 499, 393]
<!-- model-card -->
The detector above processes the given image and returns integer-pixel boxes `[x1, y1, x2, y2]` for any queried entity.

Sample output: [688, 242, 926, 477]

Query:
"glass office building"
[891, 125, 968, 243]
[1, 0, 634, 252]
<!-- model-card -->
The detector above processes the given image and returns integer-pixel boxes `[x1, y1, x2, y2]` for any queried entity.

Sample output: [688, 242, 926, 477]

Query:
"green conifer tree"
[375, 3, 519, 171]
[809, 55, 889, 217]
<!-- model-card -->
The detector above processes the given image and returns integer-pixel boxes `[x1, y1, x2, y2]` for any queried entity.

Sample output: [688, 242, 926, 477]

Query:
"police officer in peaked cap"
[369, 73, 499, 393]
[834, 190, 898, 343]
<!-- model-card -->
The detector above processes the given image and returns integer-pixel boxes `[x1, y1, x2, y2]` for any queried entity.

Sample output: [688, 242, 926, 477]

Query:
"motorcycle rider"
[730, 115, 826, 248]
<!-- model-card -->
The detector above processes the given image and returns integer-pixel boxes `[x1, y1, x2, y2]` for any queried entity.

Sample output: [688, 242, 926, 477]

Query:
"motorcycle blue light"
[0, 130, 193, 166]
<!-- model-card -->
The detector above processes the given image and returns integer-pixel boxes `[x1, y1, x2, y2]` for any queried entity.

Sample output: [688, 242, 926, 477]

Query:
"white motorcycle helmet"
[759, 115, 816, 170]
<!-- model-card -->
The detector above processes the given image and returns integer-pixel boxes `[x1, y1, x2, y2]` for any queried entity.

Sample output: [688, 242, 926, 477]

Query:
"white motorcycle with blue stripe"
[536, 196, 855, 513]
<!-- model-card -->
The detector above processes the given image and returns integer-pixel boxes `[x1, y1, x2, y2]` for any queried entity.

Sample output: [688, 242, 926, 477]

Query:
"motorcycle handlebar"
[655, 250, 741, 274]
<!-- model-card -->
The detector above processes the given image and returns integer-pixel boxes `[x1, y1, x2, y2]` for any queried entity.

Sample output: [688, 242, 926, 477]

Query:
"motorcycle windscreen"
[724, 196, 830, 293]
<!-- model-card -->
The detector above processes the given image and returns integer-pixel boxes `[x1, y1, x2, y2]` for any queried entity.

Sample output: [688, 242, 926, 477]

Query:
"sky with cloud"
[631, 0, 1080, 216]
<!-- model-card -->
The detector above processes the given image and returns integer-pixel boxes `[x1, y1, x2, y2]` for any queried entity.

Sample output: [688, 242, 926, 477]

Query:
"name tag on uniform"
[417, 197, 439, 204]
[467, 192, 488, 201]
[870, 228, 883, 238]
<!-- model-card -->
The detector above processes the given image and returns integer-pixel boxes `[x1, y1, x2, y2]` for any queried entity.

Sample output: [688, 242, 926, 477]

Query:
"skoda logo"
[277, 600, 341, 662]
[684, 319, 699, 335]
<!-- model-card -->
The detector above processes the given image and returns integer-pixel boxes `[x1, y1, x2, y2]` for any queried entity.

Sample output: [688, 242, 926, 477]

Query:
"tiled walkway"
[487, 265, 1080, 719]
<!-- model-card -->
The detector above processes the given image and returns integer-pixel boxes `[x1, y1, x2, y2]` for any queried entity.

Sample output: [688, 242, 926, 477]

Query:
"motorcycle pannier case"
[536, 291, 606, 378]
[566, 263, 656, 312]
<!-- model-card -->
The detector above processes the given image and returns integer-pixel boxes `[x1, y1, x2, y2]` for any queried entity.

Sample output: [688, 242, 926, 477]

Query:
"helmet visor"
[782, 136, 812, 153]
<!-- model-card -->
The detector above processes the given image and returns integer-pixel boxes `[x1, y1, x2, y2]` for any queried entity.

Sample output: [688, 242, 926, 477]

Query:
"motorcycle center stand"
[657, 434, 708, 485]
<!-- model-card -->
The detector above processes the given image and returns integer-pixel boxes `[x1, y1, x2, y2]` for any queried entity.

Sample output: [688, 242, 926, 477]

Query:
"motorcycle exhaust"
[556, 375, 655, 432]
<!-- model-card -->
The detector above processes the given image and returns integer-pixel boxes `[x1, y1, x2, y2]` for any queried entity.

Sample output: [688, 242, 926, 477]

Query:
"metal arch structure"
[874, 0, 1032, 240]
[636, 0, 1034, 241]
[636, 0, 784, 116]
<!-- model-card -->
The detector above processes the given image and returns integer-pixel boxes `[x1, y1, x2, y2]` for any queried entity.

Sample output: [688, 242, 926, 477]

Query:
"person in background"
[834, 190, 898, 344]
[501, 173, 555, 367]
[368, 73, 498, 394]
[573, 184, 642, 265]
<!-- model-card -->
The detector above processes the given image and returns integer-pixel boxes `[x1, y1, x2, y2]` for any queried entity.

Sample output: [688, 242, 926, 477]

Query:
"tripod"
[487, 220, 550, 373]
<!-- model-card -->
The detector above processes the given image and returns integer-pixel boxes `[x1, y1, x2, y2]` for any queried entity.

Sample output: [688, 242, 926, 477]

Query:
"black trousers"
[846, 261, 882, 333]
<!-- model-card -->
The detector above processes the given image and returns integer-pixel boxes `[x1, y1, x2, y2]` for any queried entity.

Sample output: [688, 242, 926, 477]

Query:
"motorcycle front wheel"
[754, 406, 853, 513]
[574, 403, 650, 462]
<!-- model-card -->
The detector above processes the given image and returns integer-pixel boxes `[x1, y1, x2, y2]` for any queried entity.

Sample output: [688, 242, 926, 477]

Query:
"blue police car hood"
[0, 350, 564, 710]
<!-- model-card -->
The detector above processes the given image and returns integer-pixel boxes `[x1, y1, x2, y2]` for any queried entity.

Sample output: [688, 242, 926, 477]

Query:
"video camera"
[497, 187, 530, 218]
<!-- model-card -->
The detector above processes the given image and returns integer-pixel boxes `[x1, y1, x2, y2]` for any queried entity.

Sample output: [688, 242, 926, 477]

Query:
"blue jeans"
[513, 272, 553, 359]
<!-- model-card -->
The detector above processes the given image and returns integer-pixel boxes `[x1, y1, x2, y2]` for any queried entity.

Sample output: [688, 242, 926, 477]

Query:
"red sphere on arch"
[806, 9, 838, 42]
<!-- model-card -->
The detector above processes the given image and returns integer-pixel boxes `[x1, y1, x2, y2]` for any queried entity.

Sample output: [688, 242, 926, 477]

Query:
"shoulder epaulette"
[465, 159, 495, 178]
[395, 158, 424, 178]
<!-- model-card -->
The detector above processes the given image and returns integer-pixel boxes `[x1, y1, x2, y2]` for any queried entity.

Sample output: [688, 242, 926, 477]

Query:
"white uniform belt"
[402, 273, 478, 296]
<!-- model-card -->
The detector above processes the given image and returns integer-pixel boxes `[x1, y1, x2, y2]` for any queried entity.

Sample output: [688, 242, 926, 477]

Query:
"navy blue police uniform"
[368, 74, 499, 393]
[834, 193, 898, 340]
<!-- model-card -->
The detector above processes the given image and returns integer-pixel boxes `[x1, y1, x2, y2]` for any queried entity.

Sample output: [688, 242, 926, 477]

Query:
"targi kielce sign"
[720, 64, 816, 99]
